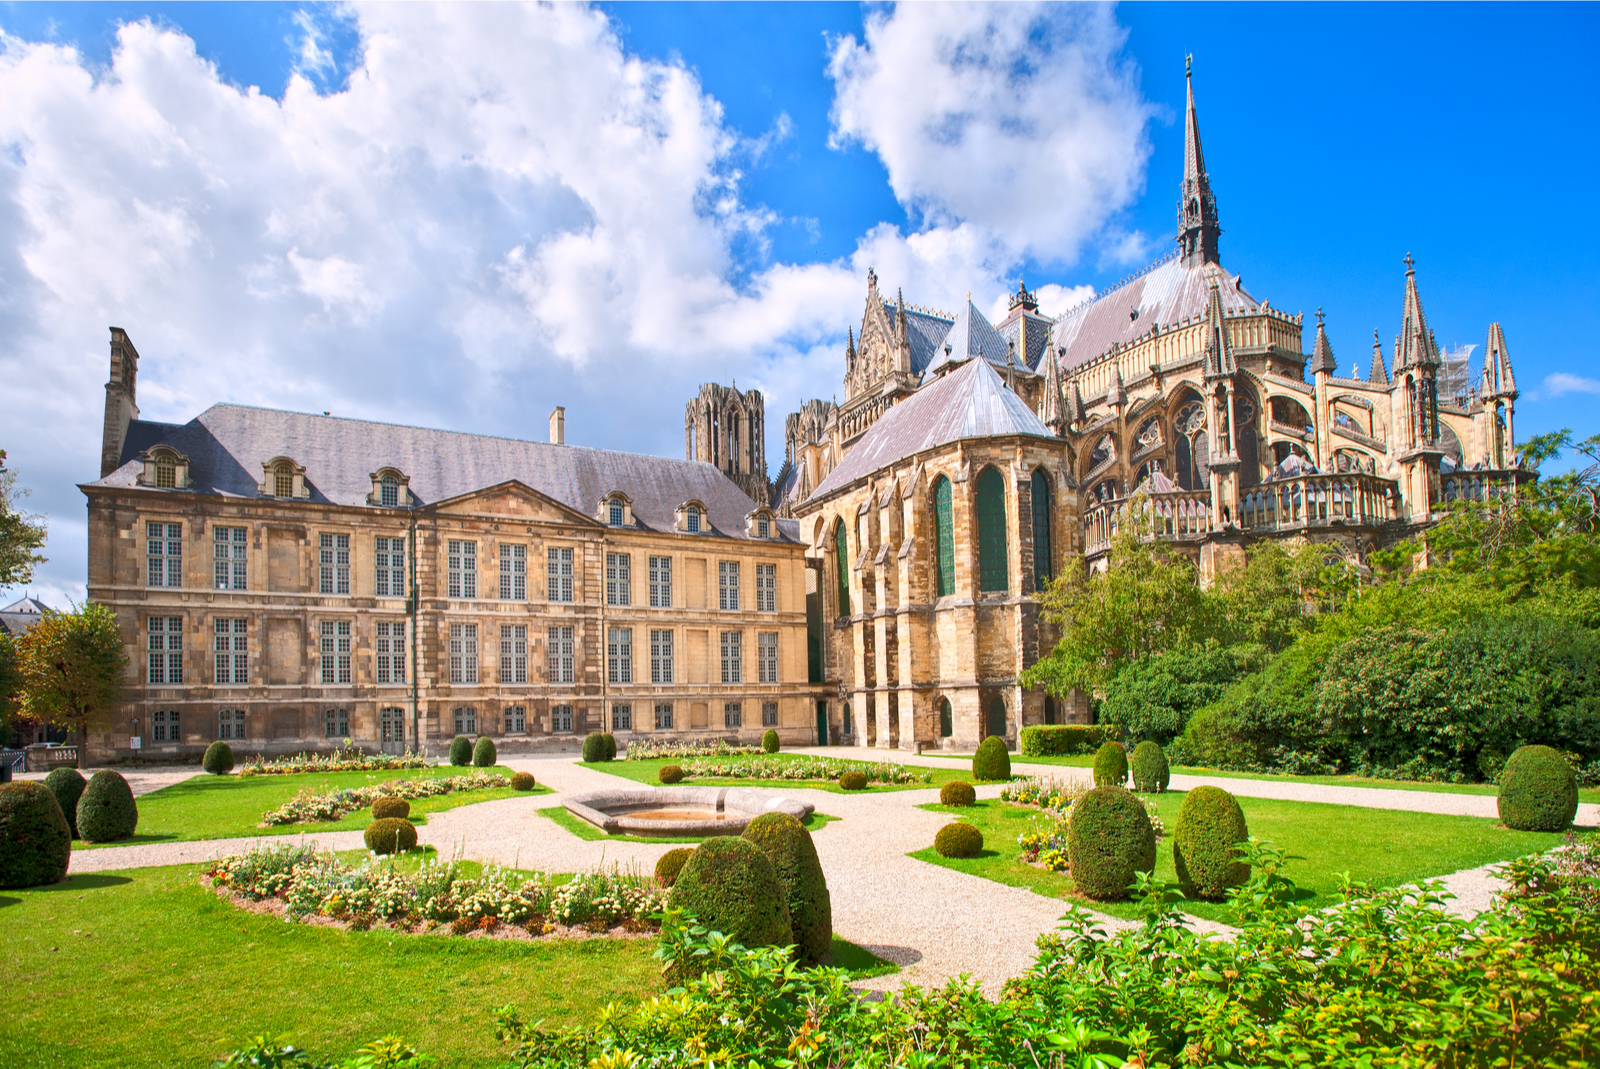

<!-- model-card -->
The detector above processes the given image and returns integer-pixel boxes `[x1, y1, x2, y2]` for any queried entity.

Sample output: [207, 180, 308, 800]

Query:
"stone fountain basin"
[564, 786, 814, 836]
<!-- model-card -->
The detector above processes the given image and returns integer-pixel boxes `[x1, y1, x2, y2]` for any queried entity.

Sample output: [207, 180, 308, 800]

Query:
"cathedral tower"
[1177, 57, 1222, 269]
[685, 382, 769, 504]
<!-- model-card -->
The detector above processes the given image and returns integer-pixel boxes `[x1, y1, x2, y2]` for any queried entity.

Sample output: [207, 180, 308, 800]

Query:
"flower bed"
[676, 754, 931, 785]
[260, 771, 509, 825]
[1005, 775, 1164, 870]
[623, 738, 762, 760]
[239, 745, 430, 777]
[999, 775, 1089, 814]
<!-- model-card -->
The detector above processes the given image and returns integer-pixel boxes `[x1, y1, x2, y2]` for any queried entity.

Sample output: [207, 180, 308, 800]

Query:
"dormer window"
[156, 457, 176, 488]
[260, 457, 308, 499]
[367, 468, 412, 508]
[687, 508, 701, 533]
[598, 492, 633, 527]
[608, 499, 623, 525]
[758, 516, 770, 538]
[274, 466, 294, 498]
[138, 446, 191, 490]
[676, 500, 709, 534]
[745, 508, 777, 539]
[380, 477, 399, 507]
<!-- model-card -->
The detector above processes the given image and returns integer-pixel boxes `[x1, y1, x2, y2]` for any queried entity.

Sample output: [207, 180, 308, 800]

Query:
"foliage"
[1020, 723, 1110, 756]
[0, 630, 18, 735]
[654, 848, 693, 888]
[601, 733, 617, 761]
[15, 601, 128, 744]
[1017, 813, 1072, 872]
[670, 753, 930, 785]
[510, 771, 537, 791]
[934, 821, 984, 858]
[742, 811, 832, 965]
[1092, 740, 1128, 787]
[1129, 740, 1170, 793]
[42, 766, 86, 838]
[363, 818, 418, 855]
[657, 765, 683, 784]
[939, 780, 976, 806]
[1099, 642, 1261, 743]
[1498, 744, 1579, 831]
[471, 736, 497, 767]
[623, 738, 761, 760]
[216, 1033, 434, 1069]
[76, 768, 138, 842]
[203, 741, 236, 776]
[668, 837, 792, 966]
[448, 736, 472, 766]
[370, 796, 410, 820]
[260, 771, 508, 826]
[1171, 786, 1250, 900]
[581, 733, 608, 762]
[239, 747, 428, 777]
[1066, 785, 1155, 900]
[0, 780, 70, 888]
[837, 769, 867, 791]
[0, 449, 48, 587]
[972, 736, 1011, 781]
[761, 728, 779, 753]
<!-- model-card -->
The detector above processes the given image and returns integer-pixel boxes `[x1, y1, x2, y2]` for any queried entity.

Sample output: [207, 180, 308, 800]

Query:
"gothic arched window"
[1135, 417, 1163, 449]
[933, 476, 954, 597]
[939, 697, 953, 738]
[1088, 434, 1115, 472]
[975, 467, 1008, 592]
[1030, 469, 1053, 591]
[833, 521, 850, 616]
[1173, 396, 1207, 491]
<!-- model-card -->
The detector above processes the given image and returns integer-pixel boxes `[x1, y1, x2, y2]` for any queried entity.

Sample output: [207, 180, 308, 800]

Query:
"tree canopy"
[0, 449, 48, 587]
[17, 603, 129, 745]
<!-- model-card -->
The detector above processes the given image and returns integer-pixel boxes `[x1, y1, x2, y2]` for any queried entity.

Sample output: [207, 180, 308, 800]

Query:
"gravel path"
[17, 763, 204, 797]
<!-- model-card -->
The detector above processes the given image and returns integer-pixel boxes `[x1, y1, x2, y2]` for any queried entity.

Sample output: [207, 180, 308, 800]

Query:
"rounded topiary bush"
[838, 769, 867, 791]
[973, 736, 1011, 782]
[0, 781, 72, 888]
[659, 765, 685, 785]
[762, 729, 780, 754]
[1172, 786, 1250, 900]
[448, 736, 472, 766]
[1067, 785, 1156, 901]
[582, 732, 608, 763]
[1130, 741, 1170, 793]
[43, 767, 87, 839]
[364, 817, 418, 855]
[602, 733, 618, 761]
[940, 780, 976, 807]
[76, 770, 138, 843]
[371, 795, 410, 820]
[670, 836, 793, 957]
[202, 741, 235, 776]
[743, 812, 832, 964]
[1092, 741, 1129, 788]
[472, 736, 497, 768]
[511, 771, 537, 791]
[655, 847, 694, 888]
[1498, 744, 1579, 832]
[934, 822, 984, 858]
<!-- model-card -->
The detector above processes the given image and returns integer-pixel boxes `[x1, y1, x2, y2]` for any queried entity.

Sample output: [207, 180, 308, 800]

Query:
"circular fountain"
[563, 786, 814, 837]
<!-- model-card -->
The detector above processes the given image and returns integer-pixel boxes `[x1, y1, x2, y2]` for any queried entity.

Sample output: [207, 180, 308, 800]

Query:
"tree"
[1209, 539, 1338, 652]
[0, 630, 19, 740]
[17, 603, 129, 746]
[0, 449, 48, 587]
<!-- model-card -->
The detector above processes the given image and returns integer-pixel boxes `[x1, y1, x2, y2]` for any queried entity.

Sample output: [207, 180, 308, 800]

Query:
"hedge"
[973, 737, 1011, 781]
[202, 741, 235, 776]
[934, 822, 984, 858]
[1066, 785, 1155, 900]
[364, 817, 418, 855]
[43, 768, 86, 839]
[1130, 740, 1170, 793]
[76, 770, 138, 843]
[1020, 724, 1110, 757]
[1172, 786, 1250, 900]
[448, 736, 473, 766]
[1092, 741, 1129, 787]
[472, 736, 497, 767]
[1498, 745, 1579, 831]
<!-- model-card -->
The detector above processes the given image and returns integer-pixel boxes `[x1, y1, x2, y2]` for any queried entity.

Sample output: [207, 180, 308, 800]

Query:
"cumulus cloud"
[1537, 372, 1600, 399]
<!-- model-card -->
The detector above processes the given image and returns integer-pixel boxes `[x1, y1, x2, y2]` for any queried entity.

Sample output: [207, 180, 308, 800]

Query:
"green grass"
[582, 755, 969, 793]
[908, 795, 1568, 923]
[77, 766, 547, 849]
[538, 805, 839, 843]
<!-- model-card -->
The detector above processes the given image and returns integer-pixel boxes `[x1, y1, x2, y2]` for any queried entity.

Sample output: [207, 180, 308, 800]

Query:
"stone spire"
[1200, 279, 1237, 379]
[1481, 322, 1517, 398]
[1307, 307, 1337, 376]
[1039, 341, 1067, 434]
[1177, 56, 1222, 269]
[1066, 376, 1084, 426]
[1368, 330, 1390, 385]
[1393, 254, 1440, 371]
[1106, 363, 1126, 407]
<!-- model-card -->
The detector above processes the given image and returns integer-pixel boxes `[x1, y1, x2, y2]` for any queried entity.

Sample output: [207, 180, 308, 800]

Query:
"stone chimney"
[101, 327, 141, 477]
[548, 406, 565, 445]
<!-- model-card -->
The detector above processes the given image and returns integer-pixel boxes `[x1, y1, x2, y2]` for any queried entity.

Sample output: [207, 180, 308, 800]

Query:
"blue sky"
[1, 2, 1596, 606]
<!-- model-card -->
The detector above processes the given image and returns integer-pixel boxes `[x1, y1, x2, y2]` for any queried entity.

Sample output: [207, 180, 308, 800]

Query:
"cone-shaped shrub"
[1498, 745, 1579, 831]
[472, 736, 497, 767]
[1130, 741, 1170, 793]
[511, 771, 537, 791]
[43, 768, 86, 839]
[762, 729, 780, 754]
[202, 741, 235, 776]
[448, 736, 472, 766]
[973, 737, 1011, 781]
[743, 812, 832, 964]
[940, 781, 976, 807]
[0, 781, 71, 888]
[1172, 786, 1250, 900]
[371, 795, 410, 820]
[1067, 785, 1155, 900]
[76, 770, 138, 843]
[364, 817, 417, 855]
[838, 770, 867, 791]
[655, 847, 694, 888]
[602, 733, 618, 761]
[935, 822, 984, 858]
[658, 765, 684, 784]
[670, 836, 793, 961]
[582, 732, 608, 763]
[1092, 741, 1129, 787]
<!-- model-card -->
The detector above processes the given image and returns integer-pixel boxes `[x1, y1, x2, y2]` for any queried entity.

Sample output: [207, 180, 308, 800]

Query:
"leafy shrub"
[582, 733, 608, 763]
[1066, 785, 1155, 900]
[1099, 643, 1260, 743]
[76, 770, 138, 843]
[658, 765, 684, 785]
[1172, 785, 1250, 900]
[238, 746, 427, 777]
[202, 741, 235, 775]
[1092, 741, 1128, 787]
[1498, 744, 1579, 831]
[602, 733, 618, 761]
[1020, 724, 1108, 756]
[838, 770, 867, 791]
[472, 736, 497, 768]
[370, 795, 410, 820]
[0, 781, 71, 888]
[511, 771, 537, 791]
[669, 837, 792, 963]
[972, 736, 1011, 781]
[677, 754, 929, 785]
[762, 729, 780, 754]
[260, 772, 508, 826]
[1129, 740, 1170, 792]
[934, 822, 983, 858]
[743, 812, 832, 964]
[42, 767, 86, 839]
[364, 817, 418, 855]
[655, 848, 694, 888]
[939, 780, 976, 806]
[625, 739, 762, 760]
[448, 736, 472, 766]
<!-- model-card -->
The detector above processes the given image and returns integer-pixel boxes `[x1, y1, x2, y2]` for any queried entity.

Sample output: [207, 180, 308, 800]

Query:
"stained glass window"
[934, 476, 954, 597]
[975, 467, 1008, 592]
[833, 522, 850, 615]
[1030, 469, 1053, 591]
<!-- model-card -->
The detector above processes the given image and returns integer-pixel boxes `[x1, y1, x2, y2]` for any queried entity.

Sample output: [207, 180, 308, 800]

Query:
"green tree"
[0, 449, 48, 587]
[0, 631, 19, 740]
[1210, 539, 1338, 652]
[17, 603, 129, 746]
[1099, 642, 1264, 743]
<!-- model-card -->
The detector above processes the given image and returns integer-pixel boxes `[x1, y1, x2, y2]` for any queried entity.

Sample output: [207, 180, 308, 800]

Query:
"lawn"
[583, 755, 969, 793]
[909, 795, 1569, 923]
[538, 805, 840, 843]
[77, 765, 546, 848]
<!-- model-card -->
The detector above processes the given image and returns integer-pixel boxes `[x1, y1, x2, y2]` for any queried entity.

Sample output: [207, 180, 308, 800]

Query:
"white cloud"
[1538, 372, 1600, 399]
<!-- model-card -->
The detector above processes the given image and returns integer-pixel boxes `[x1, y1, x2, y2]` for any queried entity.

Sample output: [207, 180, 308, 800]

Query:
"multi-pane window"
[654, 702, 674, 730]
[612, 703, 632, 731]
[547, 547, 574, 602]
[274, 467, 294, 498]
[500, 625, 527, 684]
[376, 536, 406, 598]
[975, 467, 1009, 592]
[219, 709, 246, 740]
[686, 508, 701, 534]
[608, 628, 633, 685]
[148, 617, 183, 684]
[319, 620, 352, 684]
[448, 540, 477, 599]
[762, 700, 779, 727]
[380, 707, 406, 747]
[718, 561, 740, 611]
[757, 515, 770, 538]
[758, 631, 778, 684]
[155, 457, 176, 488]
[324, 708, 350, 738]
[756, 563, 776, 612]
[648, 556, 672, 607]
[547, 625, 574, 684]
[724, 701, 742, 728]
[606, 552, 631, 606]
[504, 705, 526, 734]
[649, 629, 674, 684]
[213, 618, 248, 685]
[152, 709, 180, 742]
[499, 543, 526, 600]
[380, 476, 400, 508]
[319, 533, 351, 595]
[453, 707, 477, 735]
[376, 621, 406, 684]
[934, 477, 955, 597]
[551, 705, 574, 733]
[214, 526, 247, 590]
[720, 631, 742, 684]
[147, 522, 182, 587]
[449, 623, 479, 684]
[608, 499, 624, 526]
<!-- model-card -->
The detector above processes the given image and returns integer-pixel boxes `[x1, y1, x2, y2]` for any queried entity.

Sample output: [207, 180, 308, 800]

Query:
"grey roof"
[90, 404, 781, 540]
[0, 595, 52, 637]
[922, 298, 1013, 376]
[891, 302, 957, 377]
[807, 358, 1055, 503]
[998, 312, 1055, 372]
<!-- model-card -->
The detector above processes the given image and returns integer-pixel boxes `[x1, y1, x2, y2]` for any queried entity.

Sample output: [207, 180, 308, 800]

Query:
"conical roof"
[923, 296, 1013, 376]
[1368, 330, 1390, 385]
[1394, 255, 1440, 371]
[1308, 309, 1336, 375]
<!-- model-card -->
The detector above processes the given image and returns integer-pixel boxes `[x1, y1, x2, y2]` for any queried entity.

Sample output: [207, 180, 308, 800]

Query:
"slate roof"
[891, 302, 957, 377]
[998, 312, 1055, 372]
[922, 298, 1014, 376]
[807, 358, 1056, 503]
[0, 595, 52, 637]
[88, 404, 782, 540]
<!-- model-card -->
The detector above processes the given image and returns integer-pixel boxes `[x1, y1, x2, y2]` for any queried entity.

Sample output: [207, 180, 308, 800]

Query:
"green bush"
[972, 736, 1011, 781]
[364, 817, 417, 855]
[582, 733, 608, 762]
[670, 837, 793, 963]
[659, 765, 684, 785]
[934, 822, 984, 858]
[472, 736, 497, 767]
[1172, 786, 1250, 900]
[448, 736, 472, 766]
[371, 795, 410, 820]
[655, 847, 694, 888]
[42, 768, 86, 839]
[1498, 745, 1579, 831]
[602, 733, 618, 761]
[838, 769, 867, 791]
[1092, 741, 1128, 787]
[202, 741, 235, 776]
[511, 771, 537, 791]
[1020, 724, 1108, 757]
[762, 729, 780, 754]
[1100, 644, 1258, 743]
[0, 781, 71, 888]
[1130, 740, 1170, 793]
[76, 770, 138, 843]
[743, 812, 832, 964]
[1066, 785, 1155, 900]
[940, 780, 976, 807]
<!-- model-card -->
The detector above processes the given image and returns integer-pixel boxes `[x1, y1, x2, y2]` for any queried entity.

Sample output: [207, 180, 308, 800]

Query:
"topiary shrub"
[1092, 741, 1129, 787]
[582, 733, 608, 763]
[940, 780, 976, 807]
[670, 837, 793, 964]
[511, 771, 537, 791]
[602, 733, 618, 761]
[202, 741, 235, 776]
[972, 736, 1011, 781]
[1020, 724, 1109, 757]
[838, 769, 867, 791]
[43, 768, 87, 839]
[1498, 745, 1579, 831]
[762, 729, 780, 754]
[472, 736, 497, 768]
[655, 847, 694, 888]
[448, 736, 472, 766]
[364, 817, 418, 855]
[0, 781, 72, 888]
[371, 795, 410, 820]
[1172, 786, 1250, 900]
[743, 812, 832, 964]
[76, 770, 138, 843]
[1066, 785, 1155, 901]
[659, 765, 685, 785]
[934, 822, 984, 858]
[1130, 741, 1170, 793]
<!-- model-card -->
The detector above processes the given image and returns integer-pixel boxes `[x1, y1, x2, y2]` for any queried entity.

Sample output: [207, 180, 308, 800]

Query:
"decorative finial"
[1316, 307, 1324, 327]
[1403, 252, 1416, 273]
[1373, 328, 1381, 344]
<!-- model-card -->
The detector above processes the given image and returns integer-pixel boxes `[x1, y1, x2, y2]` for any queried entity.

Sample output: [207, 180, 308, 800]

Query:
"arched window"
[1030, 469, 1052, 591]
[833, 521, 850, 615]
[380, 475, 399, 508]
[274, 464, 295, 499]
[933, 476, 954, 596]
[1173, 395, 1208, 491]
[608, 498, 624, 526]
[986, 697, 1007, 740]
[939, 697, 953, 738]
[686, 507, 701, 533]
[1135, 417, 1163, 449]
[975, 467, 1008, 592]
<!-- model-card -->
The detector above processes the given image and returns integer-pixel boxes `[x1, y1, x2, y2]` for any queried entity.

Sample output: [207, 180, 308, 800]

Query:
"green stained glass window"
[976, 467, 1008, 592]
[1031, 469, 1053, 591]
[834, 521, 850, 616]
[934, 476, 954, 597]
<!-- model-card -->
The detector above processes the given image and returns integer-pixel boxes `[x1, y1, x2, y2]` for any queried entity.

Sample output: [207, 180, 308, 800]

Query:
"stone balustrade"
[1239, 473, 1398, 532]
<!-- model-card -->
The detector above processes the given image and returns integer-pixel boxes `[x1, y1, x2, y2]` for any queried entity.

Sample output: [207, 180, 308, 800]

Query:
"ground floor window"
[762, 701, 778, 727]
[453, 707, 477, 735]
[724, 701, 742, 728]
[939, 698, 953, 738]
[986, 698, 1006, 739]
[1043, 696, 1058, 725]
[325, 708, 350, 738]
[843, 702, 853, 735]
[218, 709, 246, 740]
[612, 703, 632, 731]
[504, 705, 526, 734]
[654, 702, 673, 730]
[551, 705, 574, 733]
[380, 707, 406, 744]
[152, 709, 181, 742]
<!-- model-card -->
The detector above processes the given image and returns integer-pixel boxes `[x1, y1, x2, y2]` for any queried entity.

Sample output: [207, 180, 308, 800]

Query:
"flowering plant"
[259, 771, 510, 826]
[623, 738, 762, 760]
[675, 754, 930, 785]
[240, 744, 430, 777]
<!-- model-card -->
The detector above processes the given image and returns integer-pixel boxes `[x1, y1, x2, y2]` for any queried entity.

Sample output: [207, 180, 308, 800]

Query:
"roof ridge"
[1057, 250, 1182, 321]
